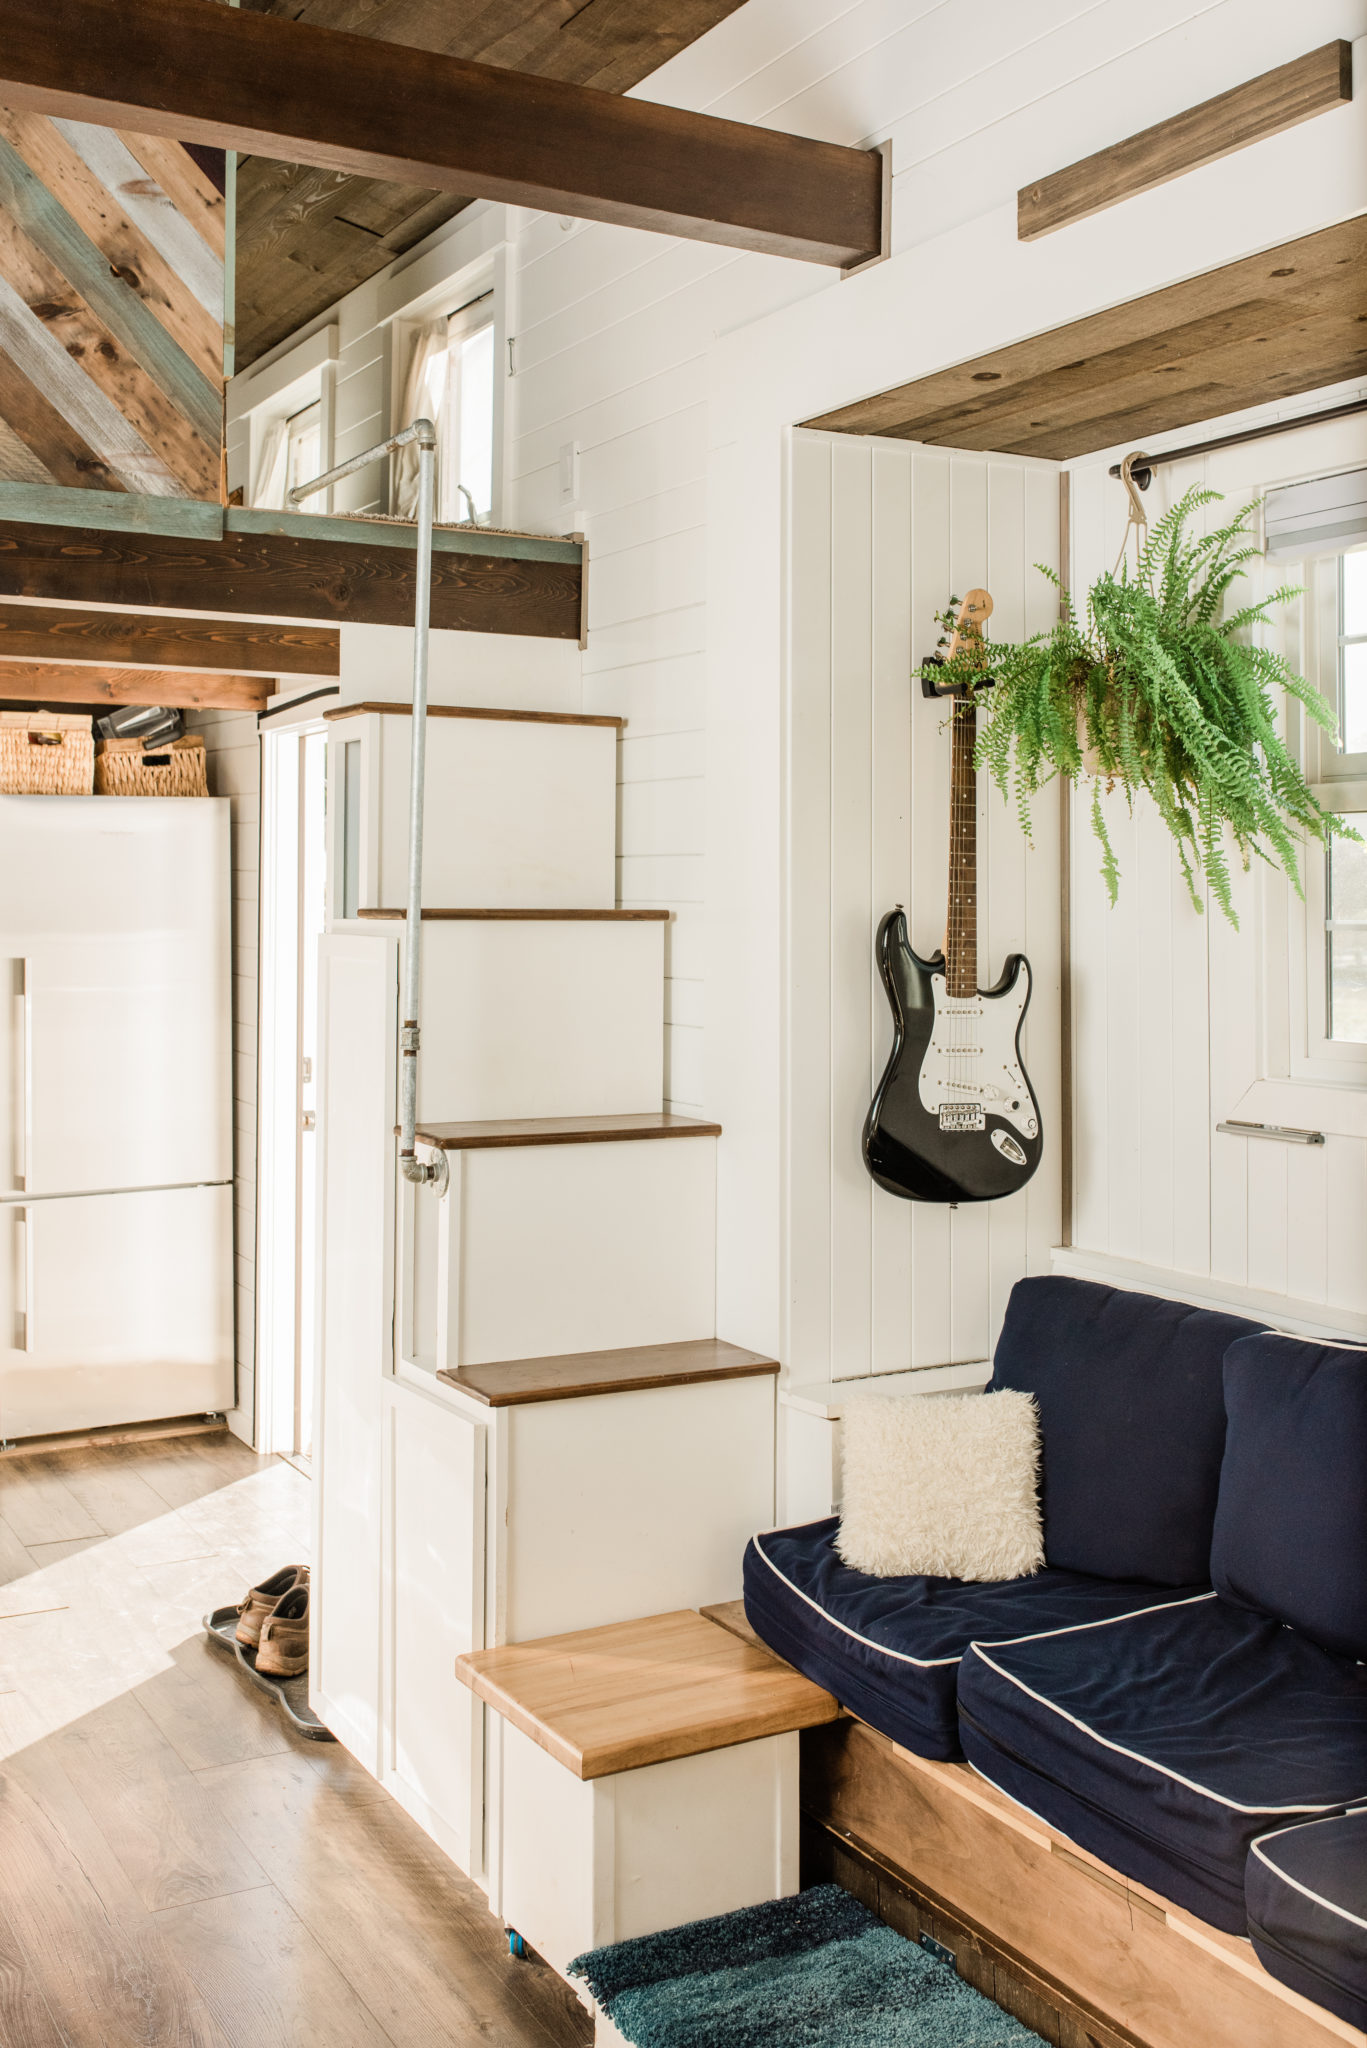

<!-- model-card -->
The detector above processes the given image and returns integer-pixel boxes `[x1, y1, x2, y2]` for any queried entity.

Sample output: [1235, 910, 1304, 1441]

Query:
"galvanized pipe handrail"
[290, 420, 443, 1188]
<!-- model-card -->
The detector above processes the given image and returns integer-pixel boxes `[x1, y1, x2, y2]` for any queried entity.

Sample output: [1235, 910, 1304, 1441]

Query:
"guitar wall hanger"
[921, 661, 995, 699]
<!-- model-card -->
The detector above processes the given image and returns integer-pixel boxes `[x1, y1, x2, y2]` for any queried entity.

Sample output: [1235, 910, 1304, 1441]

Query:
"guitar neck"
[946, 693, 978, 998]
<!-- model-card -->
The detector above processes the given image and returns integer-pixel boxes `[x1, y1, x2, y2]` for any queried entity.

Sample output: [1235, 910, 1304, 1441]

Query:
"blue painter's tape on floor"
[569, 1886, 1042, 2046]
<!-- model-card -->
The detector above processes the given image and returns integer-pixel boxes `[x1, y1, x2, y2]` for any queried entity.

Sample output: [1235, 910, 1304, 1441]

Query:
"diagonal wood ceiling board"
[117, 132, 226, 260]
[0, 201, 218, 495]
[803, 216, 1367, 461]
[234, 0, 750, 364]
[0, 344, 123, 487]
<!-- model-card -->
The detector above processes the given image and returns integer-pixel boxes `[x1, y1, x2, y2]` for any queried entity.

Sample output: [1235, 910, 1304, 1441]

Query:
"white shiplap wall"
[1065, 389, 1367, 1338]
[222, 0, 1367, 1399]
[787, 433, 1062, 1382]
[182, 708, 260, 1441]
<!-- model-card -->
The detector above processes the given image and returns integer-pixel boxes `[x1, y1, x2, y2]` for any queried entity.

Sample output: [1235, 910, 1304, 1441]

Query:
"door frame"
[255, 719, 329, 1456]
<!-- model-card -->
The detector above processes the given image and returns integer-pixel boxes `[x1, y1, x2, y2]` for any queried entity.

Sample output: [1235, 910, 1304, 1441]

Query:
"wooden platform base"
[801, 1718, 1366, 2048]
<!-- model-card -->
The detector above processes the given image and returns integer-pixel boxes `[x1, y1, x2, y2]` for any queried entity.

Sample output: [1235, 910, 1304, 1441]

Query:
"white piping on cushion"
[972, 1590, 1216, 1652]
[748, 1531, 1203, 1674]
[968, 1639, 1355, 1817]
[749, 1529, 958, 1667]
[1249, 1819, 1367, 1934]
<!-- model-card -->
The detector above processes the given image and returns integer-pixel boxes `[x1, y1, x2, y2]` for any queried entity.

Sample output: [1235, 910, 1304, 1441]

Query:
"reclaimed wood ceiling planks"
[0, 113, 223, 498]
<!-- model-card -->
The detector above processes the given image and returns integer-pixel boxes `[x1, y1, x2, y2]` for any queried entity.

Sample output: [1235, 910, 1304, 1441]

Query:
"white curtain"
[251, 417, 289, 510]
[393, 323, 446, 519]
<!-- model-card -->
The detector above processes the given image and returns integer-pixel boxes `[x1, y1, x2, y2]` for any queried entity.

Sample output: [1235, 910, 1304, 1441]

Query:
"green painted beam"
[0, 482, 222, 535]
[227, 508, 582, 565]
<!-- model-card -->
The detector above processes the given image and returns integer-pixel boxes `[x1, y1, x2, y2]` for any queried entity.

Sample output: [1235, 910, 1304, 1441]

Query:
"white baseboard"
[1051, 1248, 1367, 1344]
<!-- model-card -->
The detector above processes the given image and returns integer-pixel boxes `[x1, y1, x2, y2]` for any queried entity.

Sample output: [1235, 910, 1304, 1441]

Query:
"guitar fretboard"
[946, 693, 978, 999]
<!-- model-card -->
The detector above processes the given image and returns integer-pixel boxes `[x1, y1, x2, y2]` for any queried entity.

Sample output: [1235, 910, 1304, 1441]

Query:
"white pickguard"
[917, 968, 1038, 1141]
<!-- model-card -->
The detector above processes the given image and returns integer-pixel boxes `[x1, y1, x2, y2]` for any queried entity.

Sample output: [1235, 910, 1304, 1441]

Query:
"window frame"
[284, 399, 322, 504]
[1294, 547, 1367, 1085]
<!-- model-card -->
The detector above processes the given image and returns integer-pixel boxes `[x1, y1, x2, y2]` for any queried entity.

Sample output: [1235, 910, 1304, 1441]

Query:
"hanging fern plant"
[922, 488, 1353, 925]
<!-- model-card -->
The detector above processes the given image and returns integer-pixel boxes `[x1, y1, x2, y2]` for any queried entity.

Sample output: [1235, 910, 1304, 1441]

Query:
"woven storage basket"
[95, 733, 209, 798]
[0, 711, 95, 795]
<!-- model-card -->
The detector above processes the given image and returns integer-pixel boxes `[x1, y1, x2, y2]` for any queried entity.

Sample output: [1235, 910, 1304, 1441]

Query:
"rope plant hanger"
[917, 473, 1355, 925]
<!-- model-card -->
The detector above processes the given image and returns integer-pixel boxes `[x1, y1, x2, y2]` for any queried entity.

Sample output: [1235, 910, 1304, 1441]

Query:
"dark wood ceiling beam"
[0, 521, 583, 637]
[0, 0, 884, 269]
[0, 600, 338, 676]
[0, 662, 270, 710]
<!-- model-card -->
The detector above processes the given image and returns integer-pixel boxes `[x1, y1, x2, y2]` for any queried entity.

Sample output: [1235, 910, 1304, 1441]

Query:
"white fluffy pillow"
[836, 1388, 1044, 1581]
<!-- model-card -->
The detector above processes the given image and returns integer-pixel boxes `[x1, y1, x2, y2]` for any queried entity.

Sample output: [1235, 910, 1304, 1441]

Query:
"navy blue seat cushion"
[990, 1276, 1262, 1585]
[1247, 1809, 1367, 2033]
[956, 1595, 1367, 1933]
[1212, 1333, 1367, 1660]
[742, 1519, 1202, 1762]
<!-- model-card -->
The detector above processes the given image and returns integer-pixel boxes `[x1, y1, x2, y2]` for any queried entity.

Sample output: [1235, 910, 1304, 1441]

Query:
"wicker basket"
[0, 711, 95, 795]
[95, 733, 209, 798]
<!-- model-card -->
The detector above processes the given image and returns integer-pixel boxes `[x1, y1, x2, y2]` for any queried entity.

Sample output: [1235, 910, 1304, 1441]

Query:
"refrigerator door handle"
[7, 956, 29, 1193]
[20, 1201, 31, 1351]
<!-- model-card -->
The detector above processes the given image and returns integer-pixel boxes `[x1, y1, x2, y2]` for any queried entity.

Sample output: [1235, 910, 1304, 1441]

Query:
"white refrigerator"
[0, 795, 234, 1440]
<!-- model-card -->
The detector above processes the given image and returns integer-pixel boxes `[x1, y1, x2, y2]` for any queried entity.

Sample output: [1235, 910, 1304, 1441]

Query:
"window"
[395, 291, 497, 525]
[437, 295, 495, 524]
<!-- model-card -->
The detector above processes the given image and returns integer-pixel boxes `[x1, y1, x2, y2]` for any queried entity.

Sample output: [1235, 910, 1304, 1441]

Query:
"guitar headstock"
[942, 588, 993, 663]
[920, 586, 994, 698]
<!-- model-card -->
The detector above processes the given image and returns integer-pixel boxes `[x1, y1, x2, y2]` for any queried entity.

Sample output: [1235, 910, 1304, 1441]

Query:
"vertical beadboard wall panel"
[183, 707, 260, 1442]
[1066, 391, 1367, 1329]
[786, 432, 1061, 1383]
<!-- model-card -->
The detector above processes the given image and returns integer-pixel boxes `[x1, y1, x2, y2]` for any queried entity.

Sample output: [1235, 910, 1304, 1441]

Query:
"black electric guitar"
[863, 590, 1043, 1204]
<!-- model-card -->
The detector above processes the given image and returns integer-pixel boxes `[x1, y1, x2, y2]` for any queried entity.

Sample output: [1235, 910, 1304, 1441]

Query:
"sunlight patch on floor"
[0, 1463, 312, 1761]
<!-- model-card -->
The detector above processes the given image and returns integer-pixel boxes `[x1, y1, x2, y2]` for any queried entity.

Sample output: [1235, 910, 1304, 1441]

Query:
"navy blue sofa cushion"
[1247, 1809, 1367, 2033]
[990, 1276, 1262, 1586]
[742, 1519, 1202, 1761]
[956, 1595, 1367, 1933]
[1212, 1333, 1367, 1661]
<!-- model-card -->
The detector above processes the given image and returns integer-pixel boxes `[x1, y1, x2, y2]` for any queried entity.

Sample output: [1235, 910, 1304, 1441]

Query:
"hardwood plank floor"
[0, 1435, 592, 2048]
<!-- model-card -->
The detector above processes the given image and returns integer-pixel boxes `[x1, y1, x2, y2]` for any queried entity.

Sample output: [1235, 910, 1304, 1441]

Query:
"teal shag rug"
[568, 1886, 1041, 2047]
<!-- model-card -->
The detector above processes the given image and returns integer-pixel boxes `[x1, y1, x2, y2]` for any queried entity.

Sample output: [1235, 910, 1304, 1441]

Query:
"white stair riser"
[417, 919, 663, 1121]
[502, 1376, 775, 1643]
[404, 1137, 717, 1369]
[496, 1722, 799, 1981]
[331, 713, 617, 911]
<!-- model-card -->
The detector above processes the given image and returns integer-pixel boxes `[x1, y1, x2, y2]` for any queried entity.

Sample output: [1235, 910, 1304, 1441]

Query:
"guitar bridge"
[939, 1104, 985, 1132]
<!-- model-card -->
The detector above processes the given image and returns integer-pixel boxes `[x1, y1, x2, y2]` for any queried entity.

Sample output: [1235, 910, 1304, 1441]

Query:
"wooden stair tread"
[438, 1338, 778, 1408]
[325, 700, 623, 728]
[455, 1609, 842, 1779]
[414, 1111, 720, 1150]
[359, 906, 669, 921]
